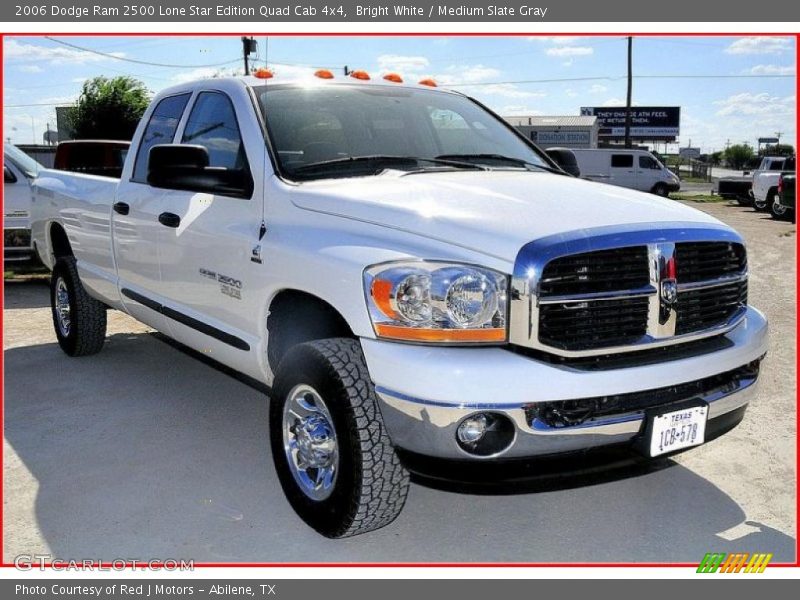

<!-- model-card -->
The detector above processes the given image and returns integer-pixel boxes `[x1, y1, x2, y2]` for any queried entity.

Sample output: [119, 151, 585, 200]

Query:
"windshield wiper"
[290, 154, 488, 177]
[435, 153, 564, 174]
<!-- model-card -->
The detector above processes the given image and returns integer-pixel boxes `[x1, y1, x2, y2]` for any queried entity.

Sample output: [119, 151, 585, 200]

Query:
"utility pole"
[343, 65, 350, 76]
[241, 36, 257, 75]
[624, 36, 633, 149]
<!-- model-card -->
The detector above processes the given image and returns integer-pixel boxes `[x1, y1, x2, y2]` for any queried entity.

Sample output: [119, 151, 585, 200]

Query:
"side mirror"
[545, 148, 581, 177]
[147, 144, 252, 198]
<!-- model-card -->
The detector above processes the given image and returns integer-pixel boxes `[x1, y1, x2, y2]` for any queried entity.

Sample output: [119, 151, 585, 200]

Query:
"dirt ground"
[2, 200, 796, 563]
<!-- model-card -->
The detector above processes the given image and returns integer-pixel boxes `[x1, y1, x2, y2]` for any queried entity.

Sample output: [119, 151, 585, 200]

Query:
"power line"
[44, 36, 242, 69]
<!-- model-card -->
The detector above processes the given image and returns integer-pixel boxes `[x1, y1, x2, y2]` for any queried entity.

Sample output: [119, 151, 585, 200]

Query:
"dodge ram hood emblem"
[660, 278, 678, 305]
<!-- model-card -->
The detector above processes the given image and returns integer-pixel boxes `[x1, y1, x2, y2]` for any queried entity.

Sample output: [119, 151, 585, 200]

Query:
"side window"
[611, 154, 633, 168]
[132, 93, 191, 183]
[182, 92, 248, 171]
[639, 155, 659, 169]
[4, 165, 17, 184]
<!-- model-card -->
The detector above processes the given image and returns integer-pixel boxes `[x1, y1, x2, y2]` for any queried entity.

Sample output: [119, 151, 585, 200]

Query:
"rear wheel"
[269, 338, 409, 538]
[754, 189, 774, 212]
[50, 257, 107, 356]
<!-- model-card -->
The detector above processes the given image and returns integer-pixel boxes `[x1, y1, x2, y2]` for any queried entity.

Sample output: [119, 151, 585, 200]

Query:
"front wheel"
[50, 257, 107, 356]
[269, 338, 409, 538]
[652, 183, 669, 197]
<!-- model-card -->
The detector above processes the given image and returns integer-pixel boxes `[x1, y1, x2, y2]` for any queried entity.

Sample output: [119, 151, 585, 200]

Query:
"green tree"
[708, 151, 723, 166]
[67, 76, 150, 140]
[759, 143, 795, 157]
[724, 144, 754, 170]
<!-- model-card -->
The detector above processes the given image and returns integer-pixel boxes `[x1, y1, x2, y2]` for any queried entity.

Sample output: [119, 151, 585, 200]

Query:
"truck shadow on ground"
[3, 331, 796, 564]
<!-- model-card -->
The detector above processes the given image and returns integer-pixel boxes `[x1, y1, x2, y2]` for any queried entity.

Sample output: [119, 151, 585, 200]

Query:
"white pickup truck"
[32, 73, 768, 538]
[752, 155, 795, 214]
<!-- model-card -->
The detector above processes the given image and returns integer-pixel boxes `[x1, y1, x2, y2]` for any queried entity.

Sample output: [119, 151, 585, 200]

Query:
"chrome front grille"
[509, 226, 749, 357]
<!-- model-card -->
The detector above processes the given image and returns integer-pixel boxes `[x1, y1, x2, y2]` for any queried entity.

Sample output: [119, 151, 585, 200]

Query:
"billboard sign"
[580, 106, 680, 140]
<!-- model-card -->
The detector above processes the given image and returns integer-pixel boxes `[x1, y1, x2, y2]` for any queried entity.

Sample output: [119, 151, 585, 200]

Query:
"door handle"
[158, 212, 181, 228]
[113, 202, 130, 215]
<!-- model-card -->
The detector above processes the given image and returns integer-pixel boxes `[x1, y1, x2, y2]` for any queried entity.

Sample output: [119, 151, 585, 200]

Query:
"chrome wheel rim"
[282, 384, 339, 501]
[54, 277, 71, 337]
[774, 203, 788, 216]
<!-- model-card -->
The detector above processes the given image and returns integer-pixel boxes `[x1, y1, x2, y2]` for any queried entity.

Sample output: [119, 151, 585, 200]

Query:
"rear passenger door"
[153, 89, 264, 358]
[609, 153, 637, 190]
[114, 92, 191, 330]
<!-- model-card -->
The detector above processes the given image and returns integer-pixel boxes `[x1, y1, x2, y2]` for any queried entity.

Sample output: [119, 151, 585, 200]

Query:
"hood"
[289, 170, 725, 262]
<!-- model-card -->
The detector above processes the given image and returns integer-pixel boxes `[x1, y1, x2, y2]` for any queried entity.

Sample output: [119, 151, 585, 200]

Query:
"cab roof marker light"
[253, 68, 274, 79]
[350, 70, 370, 81]
[383, 73, 403, 83]
[418, 78, 438, 87]
[315, 69, 335, 79]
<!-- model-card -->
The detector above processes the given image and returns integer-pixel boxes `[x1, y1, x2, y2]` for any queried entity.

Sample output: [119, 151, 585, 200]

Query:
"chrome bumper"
[363, 307, 768, 461]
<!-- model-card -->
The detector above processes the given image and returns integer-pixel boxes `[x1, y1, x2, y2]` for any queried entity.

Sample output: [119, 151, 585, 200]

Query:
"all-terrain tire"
[50, 257, 107, 356]
[269, 338, 409, 538]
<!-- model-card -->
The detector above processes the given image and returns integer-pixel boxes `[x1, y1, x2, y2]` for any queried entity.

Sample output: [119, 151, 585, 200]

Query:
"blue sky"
[3, 35, 796, 152]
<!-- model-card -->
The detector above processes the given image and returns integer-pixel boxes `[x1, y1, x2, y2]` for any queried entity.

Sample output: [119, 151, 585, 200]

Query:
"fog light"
[455, 412, 515, 457]
[457, 414, 489, 444]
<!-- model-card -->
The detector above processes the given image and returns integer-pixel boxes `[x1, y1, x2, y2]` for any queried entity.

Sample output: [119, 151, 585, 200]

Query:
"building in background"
[504, 115, 599, 149]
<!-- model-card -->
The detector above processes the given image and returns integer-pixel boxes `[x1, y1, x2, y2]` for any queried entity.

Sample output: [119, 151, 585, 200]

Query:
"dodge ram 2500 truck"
[32, 73, 768, 538]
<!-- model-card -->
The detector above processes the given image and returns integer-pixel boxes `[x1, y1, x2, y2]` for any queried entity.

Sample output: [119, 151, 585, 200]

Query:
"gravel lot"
[3, 200, 796, 563]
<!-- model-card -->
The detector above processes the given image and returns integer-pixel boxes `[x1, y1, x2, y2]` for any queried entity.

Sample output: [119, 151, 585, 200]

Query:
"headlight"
[364, 261, 508, 343]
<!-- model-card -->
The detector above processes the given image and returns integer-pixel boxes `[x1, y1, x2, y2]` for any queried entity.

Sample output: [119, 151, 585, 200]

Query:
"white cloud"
[435, 64, 500, 85]
[545, 46, 594, 58]
[747, 64, 795, 76]
[714, 92, 796, 117]
[500, 105, 544, 116]
[724, 37, 793, 55]
[17, 65, 43, 73]
[600, 97, 628, 107]
[376, 54, 430, 74]
[4, 38, 125, 65]
[480, 84, 545, 99]
[434, 64, 543, 99]
[529, 36, 582, 45]
[564, 88, 578, 98]
[171, 66, 240, 84]
[589, 84, 608, 94]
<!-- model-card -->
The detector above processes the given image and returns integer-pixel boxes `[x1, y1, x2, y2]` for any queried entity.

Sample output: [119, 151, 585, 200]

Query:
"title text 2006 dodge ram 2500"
[32, 73, 768, 538]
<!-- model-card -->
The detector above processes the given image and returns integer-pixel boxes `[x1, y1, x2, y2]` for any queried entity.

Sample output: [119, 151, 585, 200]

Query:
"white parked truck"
[752, 155, 795, 214]
[4, 144, 43, 262]
[31, 74, 768, 538]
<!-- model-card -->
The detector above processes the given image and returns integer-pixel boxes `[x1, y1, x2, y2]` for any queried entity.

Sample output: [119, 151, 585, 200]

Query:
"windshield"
[256, 84, 549, 180]
[4, 144, 42, 178]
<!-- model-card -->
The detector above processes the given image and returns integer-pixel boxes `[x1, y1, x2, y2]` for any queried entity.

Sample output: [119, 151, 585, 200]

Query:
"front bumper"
[362, 306, 768, 461]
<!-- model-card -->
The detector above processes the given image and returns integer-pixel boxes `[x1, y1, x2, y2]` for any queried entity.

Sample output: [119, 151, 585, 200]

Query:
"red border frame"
[0, 30, 797, 570]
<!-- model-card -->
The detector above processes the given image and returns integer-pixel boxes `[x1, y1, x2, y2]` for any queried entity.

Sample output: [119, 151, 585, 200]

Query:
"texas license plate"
[649, 405, 708, 457]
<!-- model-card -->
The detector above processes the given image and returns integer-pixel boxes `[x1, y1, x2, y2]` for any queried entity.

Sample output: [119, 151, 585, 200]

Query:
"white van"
[568, 148, 680, 196]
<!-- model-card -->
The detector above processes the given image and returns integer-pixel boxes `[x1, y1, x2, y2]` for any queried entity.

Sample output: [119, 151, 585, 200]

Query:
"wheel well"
[266, 290, 355, 372]
[49, 223, 73, 259]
